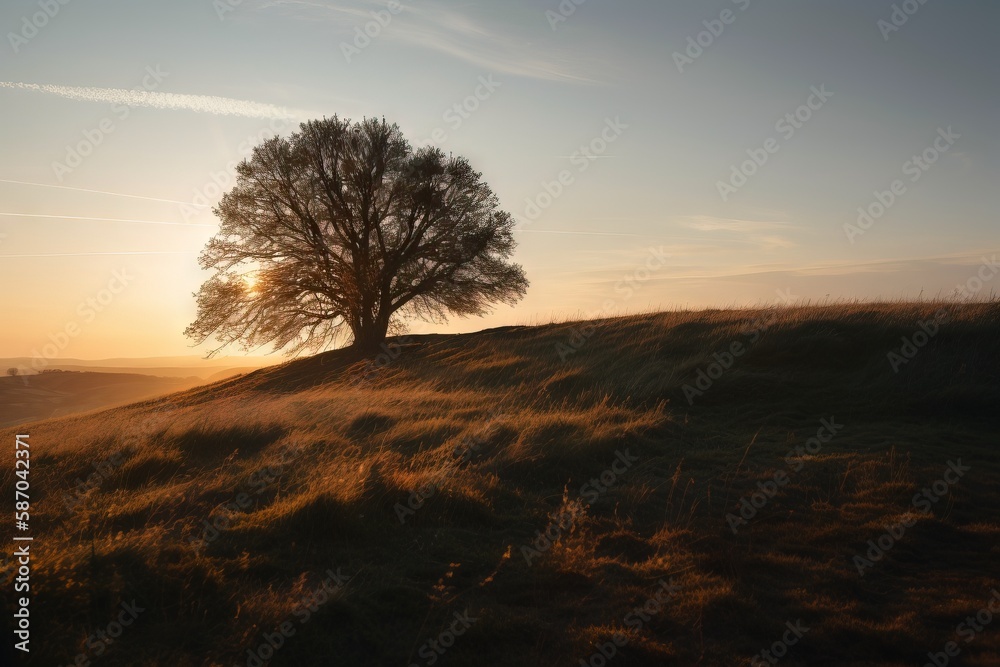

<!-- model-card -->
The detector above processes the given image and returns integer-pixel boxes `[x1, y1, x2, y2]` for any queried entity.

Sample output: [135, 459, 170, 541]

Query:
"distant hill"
[0, 371, 206, 427]
[3, 302, 999, 665]
[0, 354, 276, 379]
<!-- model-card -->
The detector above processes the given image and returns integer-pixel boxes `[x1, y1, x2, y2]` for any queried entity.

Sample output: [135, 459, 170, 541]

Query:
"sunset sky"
[1, 0, 997, 360]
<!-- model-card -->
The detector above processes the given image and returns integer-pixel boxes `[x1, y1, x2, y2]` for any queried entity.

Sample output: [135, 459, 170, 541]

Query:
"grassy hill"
[3, 302, 999, 666]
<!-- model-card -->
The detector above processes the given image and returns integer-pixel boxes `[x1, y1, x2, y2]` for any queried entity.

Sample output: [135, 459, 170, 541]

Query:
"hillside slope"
[3, 302, 999, 666]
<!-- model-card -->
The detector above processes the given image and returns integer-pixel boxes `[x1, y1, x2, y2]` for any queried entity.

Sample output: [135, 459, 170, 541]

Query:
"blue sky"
[0, 0, 997, 358]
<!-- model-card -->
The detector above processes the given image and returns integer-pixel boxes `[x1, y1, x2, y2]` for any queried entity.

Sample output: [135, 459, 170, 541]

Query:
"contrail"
[0, 251, 198, 258]
[0, 82, 303, 120]
[0, 213, 214, 227]
[515, 229, 639, 237]
[0, 178, 207, 207]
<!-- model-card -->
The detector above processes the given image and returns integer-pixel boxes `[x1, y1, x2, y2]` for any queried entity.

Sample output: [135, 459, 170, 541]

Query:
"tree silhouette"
[6, 368, 17, 377]
[185, 116, 528, 355]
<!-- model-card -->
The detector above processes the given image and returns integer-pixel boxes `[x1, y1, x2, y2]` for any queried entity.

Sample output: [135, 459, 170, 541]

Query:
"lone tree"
[185, 116, 528, 355]
[6, 368, 17, 377]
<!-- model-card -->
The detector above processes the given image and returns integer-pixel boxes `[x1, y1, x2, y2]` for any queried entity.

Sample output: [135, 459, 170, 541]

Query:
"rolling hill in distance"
[0, 356, 277, 427]
[3, 302, 999, 666]
[0, 355, 276, 379]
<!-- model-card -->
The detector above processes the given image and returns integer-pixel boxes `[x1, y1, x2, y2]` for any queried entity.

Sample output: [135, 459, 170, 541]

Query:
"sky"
[0, 0, 997, 360]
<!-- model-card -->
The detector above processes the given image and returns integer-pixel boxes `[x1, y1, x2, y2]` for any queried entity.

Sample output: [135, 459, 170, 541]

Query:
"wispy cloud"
[672, 215, 798, 251]
[260, 0, 381, 22]
[0, 179, 206, 207]
[392, 8, 597, 84]
[676, 215, 795, 233]
[259, 0, 601, 83]
[0, 251, 197, 258]
[516, 229, 639, 237]
[574, 250, 1000, 285]
[0, 213, 214, 228]
[0, 82, 304, 119]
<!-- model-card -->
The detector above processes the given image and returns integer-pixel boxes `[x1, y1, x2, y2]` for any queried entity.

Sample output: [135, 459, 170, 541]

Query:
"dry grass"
[3, 301, 999, 666]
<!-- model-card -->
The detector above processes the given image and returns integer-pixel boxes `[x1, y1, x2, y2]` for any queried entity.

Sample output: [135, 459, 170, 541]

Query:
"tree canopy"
[185, 116, 528, 355]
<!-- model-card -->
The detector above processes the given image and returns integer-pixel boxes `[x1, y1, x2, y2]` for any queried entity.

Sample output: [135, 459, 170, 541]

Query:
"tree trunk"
[352, 317, 390, 353]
